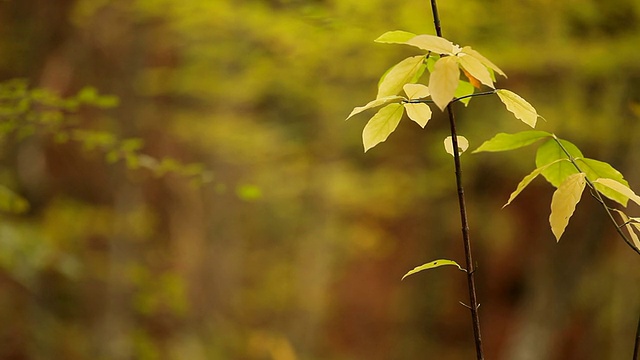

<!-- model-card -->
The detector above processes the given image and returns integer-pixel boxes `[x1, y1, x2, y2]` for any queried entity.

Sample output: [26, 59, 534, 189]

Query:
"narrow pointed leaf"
[402, 259, 464, 280]
[374, 30, 417, 44]
[377, 55, 426, 99]
[535, 138, 583, 187]
[362, 103, 404, 152]
[613, 210, 640, 251]
[593, 178, 640, 206]
[496, 89, 540, 128]
[405, 35, 455, 55]
[346, 96, 404, 120]
[429, 56, 460, 111]
[403, 83, 430, 99]
[473, 130, 552, 153]
[504, 159, 567, 207]
[576, 158, 629, 206]
[444, 136, 469, 156]
[460, 46, 506, 78]
[550, 173, 587, 241]
[454, 80, 475, 106]
[404, 103, 432, 128]
[458, 53, 494, 88]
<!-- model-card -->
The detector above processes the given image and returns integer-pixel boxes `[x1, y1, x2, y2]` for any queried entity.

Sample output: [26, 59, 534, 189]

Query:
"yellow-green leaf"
[458, 53, 494, 88]
[454, 80, 475, 106]
[402, 259, 464, 280]
[593, 178, 640, 206]
[404, 102, 432, 128]
[405, 35, 456, 55]
[444, 135, 469, 156]
[460, 46, 506, 78]
[549, 173, 587, 241]
[362, 103, 404, 152]
[377, 55, 426, 99]
[346, 95, 404, 120]
[429, 56, 460, 111]
[503, 159, 567, 207]
[496, 89, 540, 128]
[613, 210, 640, 251]
[473, 130, 552, 153]
[403, 83, 430, 99]
[374, 30, 417, 44]
[577, 159, 630, 206]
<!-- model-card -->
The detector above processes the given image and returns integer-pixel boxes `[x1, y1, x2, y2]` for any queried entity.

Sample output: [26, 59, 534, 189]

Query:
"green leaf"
[362, 103, 404, 152]
[402, 259, 464, 280]
[454, 80, 475, 106]
[550, 173, 586, 241]
[444, 135, 469, 156]
[593, 178, 640, 207]
[429, 56, 460, 111]
[458, 53, 494, 88]
[473, 131, 552, 153]
[503, 159, 567, 207]
[535, 138, 583, 187]
[403, 103, 432, 128]
[460, 46, 506, 78]
[405, 35, 456, 55]
[576, 158, 629, 206]
[496, 89, 540, 128]
[346, 95, 404, 120]
[374, 30, 417, 44]
[403, 83, 430, 100]
[377, 55, 426, 99]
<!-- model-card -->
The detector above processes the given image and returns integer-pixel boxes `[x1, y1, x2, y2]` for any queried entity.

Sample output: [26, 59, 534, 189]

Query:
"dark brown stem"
[429, 1, 484, 358]
[634, 313, 640, 360]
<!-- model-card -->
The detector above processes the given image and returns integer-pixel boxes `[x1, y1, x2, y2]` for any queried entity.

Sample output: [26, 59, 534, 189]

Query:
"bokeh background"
[1, 0, 640, 359]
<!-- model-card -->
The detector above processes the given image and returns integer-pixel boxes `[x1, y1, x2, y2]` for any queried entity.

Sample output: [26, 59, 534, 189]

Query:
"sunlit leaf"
[377, 56, 426, 99]
[458, 53, 494, 88]
[576, 158, 629, 206]
[405, 35, 456, 55]
[401, 259, 464, 280]
[549, 172, 587, 241]
[429, 56, 460, 111]
[593, 178, 640, 206]
[346, 95, 404, 120]
[503, 159, 567, 207]
[461, 68, 481, 89]
[374, 30, 417, 44]
[403, 83, 430, 99]
[535, 138, 583, 187]
[444, 135, 469, 156]
[613, 210, 640, 251]
[496, 89, 540, 127]
[454, 81, 475, 106]
[404, 103, 432, 128]
[460, 46, 507, 78]
[473, 131, 552, 153]
[362, 103, 404, 152]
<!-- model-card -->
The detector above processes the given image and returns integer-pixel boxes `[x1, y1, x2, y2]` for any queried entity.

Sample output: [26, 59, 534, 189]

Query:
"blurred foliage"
[0, 0, 639, 359]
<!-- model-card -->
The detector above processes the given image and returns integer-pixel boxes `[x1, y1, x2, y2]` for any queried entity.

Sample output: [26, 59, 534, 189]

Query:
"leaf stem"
[430, 1, 484, 359]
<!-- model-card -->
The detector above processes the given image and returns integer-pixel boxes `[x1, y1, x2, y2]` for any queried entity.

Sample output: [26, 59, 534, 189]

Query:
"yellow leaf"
[405, 35, 455, 55]
[549, 173, 586, 241]
[613, 210, 640, 251]
[462, 68, 481, 89]
[592, 178, 640, 207]
[460, 46, 506, 78]
[362, 103, 404, 152]
[377, 56, 426, 99]
[403, 83, 430, 99]
[458, 53, 494, 89]
[503, 159, 567, 208]
[429, 56, 460, 111]
[403, 103, 432, 128]
[346, 96, 404, 120]
[444, 136, 469, 156]
[496, 89, 540, 128]
[401, 259, 465, 280]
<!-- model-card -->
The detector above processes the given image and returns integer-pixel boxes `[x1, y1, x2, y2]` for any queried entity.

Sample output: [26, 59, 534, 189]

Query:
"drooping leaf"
[374, 30, 418, 44]
[403, 83, 430, 99]
[593, 178, 640, 206]
[377, 56, 427, 99]
[535, 138, 583, 187]
[429, 56, 460, 111]
[404, 103, 432, 128]
[576, 158, 629, 206]
[346, 95, 404, 120]
[473, 130, 552, 153]
[503, 159, 568, 207]
[460, 46, 507, 78]
[549, 172, 587, 241]
[458, 53, 494, 88]
[613, 210, 640, 251]
[454, 80, 475, 106]
[444, 135, 469, 156]
[405, 35, 456, 55]
[401, 259, 464, 280]
[496, 89, 540, 128]
[362, 103, 404, 152]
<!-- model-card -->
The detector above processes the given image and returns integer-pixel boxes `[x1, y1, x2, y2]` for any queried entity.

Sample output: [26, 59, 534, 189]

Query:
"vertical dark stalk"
[429, 1, 484, 359]
[634, 310, 640, 360]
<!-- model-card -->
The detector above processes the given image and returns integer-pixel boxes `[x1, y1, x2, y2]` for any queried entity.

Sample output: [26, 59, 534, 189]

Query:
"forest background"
[1, 0, 639, 359]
